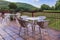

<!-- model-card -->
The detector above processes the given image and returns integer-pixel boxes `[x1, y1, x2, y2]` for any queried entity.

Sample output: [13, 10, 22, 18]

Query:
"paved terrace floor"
[0, 21, 60, 40]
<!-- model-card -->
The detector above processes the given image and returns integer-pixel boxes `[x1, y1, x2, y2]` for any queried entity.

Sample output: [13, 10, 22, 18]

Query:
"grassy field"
[22, 12, 60, 30]
[44, 10, 60, 13]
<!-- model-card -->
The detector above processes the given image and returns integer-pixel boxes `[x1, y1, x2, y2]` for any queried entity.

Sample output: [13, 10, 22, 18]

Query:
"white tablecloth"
[20, 16, 29, 21]
[25, 17, 40, 21]
[21, 16, 29, 18]
[38, 16, 46, 20]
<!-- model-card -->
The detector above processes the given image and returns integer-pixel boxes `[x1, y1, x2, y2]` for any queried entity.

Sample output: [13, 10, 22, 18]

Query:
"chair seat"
[37, 20, 49, 28]
[18, 19, 29, 27]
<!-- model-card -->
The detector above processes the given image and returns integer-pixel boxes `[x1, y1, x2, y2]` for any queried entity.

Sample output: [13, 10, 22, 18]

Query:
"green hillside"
[0, 1, 37, 10]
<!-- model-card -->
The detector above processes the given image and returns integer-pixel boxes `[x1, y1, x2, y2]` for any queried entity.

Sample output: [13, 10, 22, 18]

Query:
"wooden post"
[32, 11, 35, 17]
[32, 12, 34, 17]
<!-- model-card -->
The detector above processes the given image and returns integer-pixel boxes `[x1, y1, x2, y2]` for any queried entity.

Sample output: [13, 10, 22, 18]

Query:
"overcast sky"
[6, 0, 57, 8]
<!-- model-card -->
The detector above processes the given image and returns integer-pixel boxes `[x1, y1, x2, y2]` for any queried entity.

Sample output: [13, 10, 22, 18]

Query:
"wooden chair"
[37, 20, 49, 28]
[37, 22, 44, 28]
[37, 20, 49, 40]
[18, 19, 29, 40]
[18, 19, 28, 27]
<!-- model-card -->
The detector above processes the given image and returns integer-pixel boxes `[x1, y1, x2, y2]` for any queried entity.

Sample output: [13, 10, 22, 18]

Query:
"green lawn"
[44, 10, 60, 13]
[48, 18, 60, 30]
[22, 12, 60, 30]
[23, 12, 60, 18]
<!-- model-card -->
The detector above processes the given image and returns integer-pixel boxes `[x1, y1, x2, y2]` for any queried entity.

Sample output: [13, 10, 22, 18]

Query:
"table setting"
[19, 16, 49, 38]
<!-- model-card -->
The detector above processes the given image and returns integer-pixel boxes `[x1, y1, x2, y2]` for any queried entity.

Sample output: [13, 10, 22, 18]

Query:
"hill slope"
[0, 1, 37, 9]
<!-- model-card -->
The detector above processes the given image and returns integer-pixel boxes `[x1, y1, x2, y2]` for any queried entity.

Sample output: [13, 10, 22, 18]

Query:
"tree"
[8, 3, 17, 13]
[50, 6, 55, 10]
[57, 0, 60, 2]
[8, 3, 17, 9]
[41, 4, 50, 10]
[55, 0, 60, 10]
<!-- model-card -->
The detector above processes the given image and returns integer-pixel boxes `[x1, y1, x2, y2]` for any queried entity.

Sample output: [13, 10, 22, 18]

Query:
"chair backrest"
[18, 19, 28, 27]
[16, 12, 21, 19]
[37, 21, 44, 28]
[43, 20, 49, 28]
[37, 20, 49, 28]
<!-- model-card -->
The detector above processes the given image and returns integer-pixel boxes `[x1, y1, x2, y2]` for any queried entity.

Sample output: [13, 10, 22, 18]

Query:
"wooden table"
[25, 17, 40, 37]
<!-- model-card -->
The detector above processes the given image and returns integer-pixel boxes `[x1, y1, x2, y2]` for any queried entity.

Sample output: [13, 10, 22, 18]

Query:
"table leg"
[19, 27, 21, 37]
[39, 27, 42, 40]
[32, 21, 35, 39]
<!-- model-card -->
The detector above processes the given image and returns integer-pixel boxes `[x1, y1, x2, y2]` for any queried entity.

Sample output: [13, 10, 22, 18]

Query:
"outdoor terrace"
[0, 20, 60, 40]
